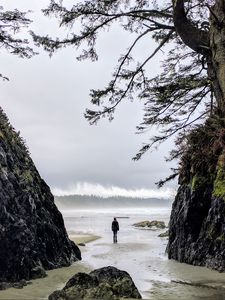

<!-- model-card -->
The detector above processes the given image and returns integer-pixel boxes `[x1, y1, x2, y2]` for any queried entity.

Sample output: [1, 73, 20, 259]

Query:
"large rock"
[133, 220, 166, 229]
[0, 108, 81, 282]
[167, 120, 225, 271]
[168, 185, 225, 271]
[49, 266, 142, 299]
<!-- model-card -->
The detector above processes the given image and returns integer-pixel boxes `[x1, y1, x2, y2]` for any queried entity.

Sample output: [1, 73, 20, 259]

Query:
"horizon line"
[51, 182, 176, 199]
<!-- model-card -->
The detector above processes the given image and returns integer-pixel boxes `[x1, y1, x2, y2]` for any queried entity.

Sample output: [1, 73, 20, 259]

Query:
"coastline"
[3, 209, 225, 300]
[0, 233, 99, 300]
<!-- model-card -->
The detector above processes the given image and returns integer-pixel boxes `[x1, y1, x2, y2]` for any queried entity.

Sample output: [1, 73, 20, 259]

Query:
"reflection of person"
[112, 217, 119, 243]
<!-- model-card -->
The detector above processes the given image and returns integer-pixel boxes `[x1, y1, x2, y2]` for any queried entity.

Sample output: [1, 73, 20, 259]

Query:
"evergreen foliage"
[2, 1, 224, 188]
[0, 6, 36, 80]
[31, 0, 215, 168]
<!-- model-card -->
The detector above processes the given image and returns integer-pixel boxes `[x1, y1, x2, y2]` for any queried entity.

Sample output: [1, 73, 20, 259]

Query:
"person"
[111, 217, 119, 243]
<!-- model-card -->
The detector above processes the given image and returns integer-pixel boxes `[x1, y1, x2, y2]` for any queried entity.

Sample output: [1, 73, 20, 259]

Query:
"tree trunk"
[172, 0, 209, 53]
[209, 0, 225, 116]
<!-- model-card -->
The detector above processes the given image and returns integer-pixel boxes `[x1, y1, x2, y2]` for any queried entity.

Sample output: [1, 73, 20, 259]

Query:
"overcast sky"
[1, 0, 177, 198]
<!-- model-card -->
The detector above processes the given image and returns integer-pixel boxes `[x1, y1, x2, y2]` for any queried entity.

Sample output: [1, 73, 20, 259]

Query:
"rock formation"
[49, 266, 142, 299]
[0, 108, 81, 282]
[133, 220, 166, 229]
[167, 119, 225, 271]
[158, 230, 169, 238]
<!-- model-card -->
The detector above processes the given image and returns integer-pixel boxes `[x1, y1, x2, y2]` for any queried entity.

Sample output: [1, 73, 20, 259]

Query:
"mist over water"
[55, 194, 173, 210]
[52, 182, 175, 199]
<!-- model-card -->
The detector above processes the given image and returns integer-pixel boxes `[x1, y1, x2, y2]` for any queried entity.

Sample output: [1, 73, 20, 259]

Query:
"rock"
[167, 184, 225, 271]
[78, 243, 86, 246]
[0, 279, 28, 290]
[12, 280, 27, 289]
[0, 282, 12, 290]
[133, 220, 166, 229]
[48, 266, 142, 299]
[30, 266, 47, 279]
[167, 119, 225, 271]
[158, 230, 169, 237]
[0, 108, 81, 283]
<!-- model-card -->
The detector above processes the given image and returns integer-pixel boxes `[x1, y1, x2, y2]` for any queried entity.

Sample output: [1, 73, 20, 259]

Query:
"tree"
[32, 0, 223, 183]
[0, 5, 36, 80]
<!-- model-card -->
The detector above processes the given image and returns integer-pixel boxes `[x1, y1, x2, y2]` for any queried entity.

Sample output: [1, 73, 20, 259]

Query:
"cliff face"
[167, 118, 225, 271]
[168, 186, 225, 271]
[0, 108, 81, 282]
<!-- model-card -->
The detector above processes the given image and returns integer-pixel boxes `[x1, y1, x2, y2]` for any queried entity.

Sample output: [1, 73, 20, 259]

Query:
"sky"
[1, 0, 177, 199]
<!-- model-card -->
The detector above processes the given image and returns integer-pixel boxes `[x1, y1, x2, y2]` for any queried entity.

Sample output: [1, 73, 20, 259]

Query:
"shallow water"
[63, 206, 225, 299]
[1, 206, 225, 299]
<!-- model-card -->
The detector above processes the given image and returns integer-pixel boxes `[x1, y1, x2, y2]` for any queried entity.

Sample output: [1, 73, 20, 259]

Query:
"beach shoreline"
[2, 208, 225, 300]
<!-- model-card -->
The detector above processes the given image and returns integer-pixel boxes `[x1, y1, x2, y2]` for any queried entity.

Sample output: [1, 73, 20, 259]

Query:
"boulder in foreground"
[49, 266, 142, 299]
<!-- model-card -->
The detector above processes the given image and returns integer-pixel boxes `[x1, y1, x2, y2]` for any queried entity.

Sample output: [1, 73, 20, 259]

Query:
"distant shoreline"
[55, 194, 172, 210]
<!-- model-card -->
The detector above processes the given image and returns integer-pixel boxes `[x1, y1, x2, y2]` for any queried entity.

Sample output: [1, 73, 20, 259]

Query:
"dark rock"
[78, 243, 86, 246]
[30, 266, 47, 279]
[48, 266, 142, 299]
[0, 108, 81, 283]
[167, 184, 225, 271]
[167, 119, 225, 271]
[158, 230, 169, 237]
[0, 282, 12, 290]
[0, 279, 28, 290]
[133, 220, 166, 229]
[12, 280, 27, 289]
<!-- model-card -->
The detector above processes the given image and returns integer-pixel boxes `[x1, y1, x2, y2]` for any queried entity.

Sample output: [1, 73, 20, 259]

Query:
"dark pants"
[113, 230, 118, 243]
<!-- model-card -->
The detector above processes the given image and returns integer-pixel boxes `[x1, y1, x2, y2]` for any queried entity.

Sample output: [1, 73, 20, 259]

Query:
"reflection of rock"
[49, 266, 142, 300]
[133, 220, 166, 229]
[158, 230, 169, 237]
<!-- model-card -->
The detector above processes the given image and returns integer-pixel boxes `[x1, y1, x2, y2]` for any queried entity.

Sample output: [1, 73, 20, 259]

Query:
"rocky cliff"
[0, 107, 81, 282]
[167, 118, 225, 271]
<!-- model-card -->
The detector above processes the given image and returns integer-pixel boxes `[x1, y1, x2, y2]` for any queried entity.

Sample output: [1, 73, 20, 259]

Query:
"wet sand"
[62, 208, 225, 299]
[2, 208, 225, 300]
[82, 234, 225, 300]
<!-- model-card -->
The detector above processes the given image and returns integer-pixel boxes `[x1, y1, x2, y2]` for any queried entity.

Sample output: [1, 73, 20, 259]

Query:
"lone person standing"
[112, 217, 119, 243]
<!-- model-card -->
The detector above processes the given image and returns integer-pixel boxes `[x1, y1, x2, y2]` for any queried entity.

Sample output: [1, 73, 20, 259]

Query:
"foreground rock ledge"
[49, 266, 142, 299]
[0, 108, 81, 282]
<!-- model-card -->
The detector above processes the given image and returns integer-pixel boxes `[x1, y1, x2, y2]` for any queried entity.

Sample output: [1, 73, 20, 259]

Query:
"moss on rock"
[49, 267, 142, 300]
[213, 153, 225, 199]
[191, 174, 209, 191]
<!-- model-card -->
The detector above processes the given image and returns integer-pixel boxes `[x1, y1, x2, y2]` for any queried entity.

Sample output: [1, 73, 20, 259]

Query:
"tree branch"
[172, 0, 209, 54]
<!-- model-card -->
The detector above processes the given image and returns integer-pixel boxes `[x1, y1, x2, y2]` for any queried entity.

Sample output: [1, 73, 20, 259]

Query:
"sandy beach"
[1, 206, 225, 300]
